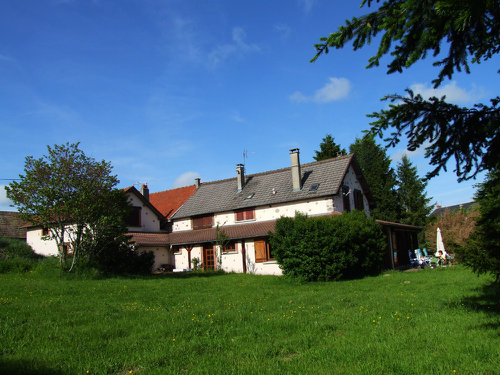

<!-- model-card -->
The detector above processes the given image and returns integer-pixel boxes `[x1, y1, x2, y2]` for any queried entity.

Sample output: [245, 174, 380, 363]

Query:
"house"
[130, 149, 419, 274]
[431, 201, 476, 217]
[25, 184, 196, 269]
[0, 211, 27, 240]
[25, 148, 420, 273]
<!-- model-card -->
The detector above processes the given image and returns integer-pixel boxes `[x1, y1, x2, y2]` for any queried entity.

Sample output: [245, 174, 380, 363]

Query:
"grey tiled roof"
[172, 154, 357, 219]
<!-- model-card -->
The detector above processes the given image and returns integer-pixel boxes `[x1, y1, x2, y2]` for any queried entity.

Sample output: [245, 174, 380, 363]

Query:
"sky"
[1, 0, 497, 212]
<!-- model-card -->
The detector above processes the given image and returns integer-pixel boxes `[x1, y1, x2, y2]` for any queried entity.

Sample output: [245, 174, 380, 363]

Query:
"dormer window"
[235, 208, 255, 222]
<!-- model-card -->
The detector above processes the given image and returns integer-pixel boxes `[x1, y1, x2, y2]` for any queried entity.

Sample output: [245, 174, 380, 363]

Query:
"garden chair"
[408, 250, 420, 268]
[414, 249, 431, 267]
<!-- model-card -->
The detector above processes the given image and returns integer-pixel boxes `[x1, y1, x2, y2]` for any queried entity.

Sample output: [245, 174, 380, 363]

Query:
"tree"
[349, 135, 399, 221]
[396, 155, 433, 227]
[311, 0, 500, 182]
[6, 142, 129, 271]
[424, 205, 478, 256]
[314, 134, 347, 161]
[457, 169, 500, 280]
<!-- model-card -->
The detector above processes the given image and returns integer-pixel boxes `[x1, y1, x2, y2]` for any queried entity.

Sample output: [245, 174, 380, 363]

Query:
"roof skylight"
[309, 184, 319, 192]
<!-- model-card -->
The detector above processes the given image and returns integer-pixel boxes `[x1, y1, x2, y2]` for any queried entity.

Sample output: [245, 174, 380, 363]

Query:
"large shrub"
[270, 211, 386, 281]
[0, 236, 43, 273]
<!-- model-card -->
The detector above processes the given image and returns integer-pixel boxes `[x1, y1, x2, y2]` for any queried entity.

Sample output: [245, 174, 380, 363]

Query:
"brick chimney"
[141, 184, 149, 201]
[290, 148, 302, 191]
[236, 164, 245, 191]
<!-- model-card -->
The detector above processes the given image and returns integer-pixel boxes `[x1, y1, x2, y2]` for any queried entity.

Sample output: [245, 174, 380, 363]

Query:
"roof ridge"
[150, 185, 196, 195]
[197, 153, 354, 187]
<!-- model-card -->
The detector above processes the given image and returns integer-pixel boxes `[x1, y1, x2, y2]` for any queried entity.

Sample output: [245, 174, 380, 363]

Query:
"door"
[203, 244, 215, 270]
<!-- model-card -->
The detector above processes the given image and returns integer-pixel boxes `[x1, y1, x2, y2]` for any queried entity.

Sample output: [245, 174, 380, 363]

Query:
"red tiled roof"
[149, 185, 197, 219]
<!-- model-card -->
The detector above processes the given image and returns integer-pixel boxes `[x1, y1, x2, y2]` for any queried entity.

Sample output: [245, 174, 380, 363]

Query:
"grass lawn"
[0, 265, 498, 375]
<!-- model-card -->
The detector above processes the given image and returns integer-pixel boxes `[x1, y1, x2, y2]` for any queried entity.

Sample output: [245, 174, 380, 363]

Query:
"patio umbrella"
[435, 227, 449, 257]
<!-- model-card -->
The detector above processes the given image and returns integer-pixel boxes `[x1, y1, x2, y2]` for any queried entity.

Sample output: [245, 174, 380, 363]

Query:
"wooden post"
[186, 246, 193, 269]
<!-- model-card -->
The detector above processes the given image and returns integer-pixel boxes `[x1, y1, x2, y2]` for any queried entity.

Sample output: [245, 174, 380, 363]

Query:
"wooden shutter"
[236, 211, 244, 221]
[354, 190, 364, 211]
[246, 209, 255, 220]
[254, 240, 267, 263]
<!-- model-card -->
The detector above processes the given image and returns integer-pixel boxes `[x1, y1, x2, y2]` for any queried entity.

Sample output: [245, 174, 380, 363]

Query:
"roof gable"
[172, 154, 359, 219]
[123, 186, 164, 220]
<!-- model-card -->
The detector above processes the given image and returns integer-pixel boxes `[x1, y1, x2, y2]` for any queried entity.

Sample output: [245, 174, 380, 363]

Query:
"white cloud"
[208, 27, 260, 67]
[410, 81, 485, 104]
[290, 77, 351, 103]
[0, 54, 13, 62]
[0, 185, 15, 211]
[391, 140, 433, 162]
[274, 24, 291, 39]
[297, 0, 316, 13]
[231, 110, 245, 123]
[173, 171, 200, 188]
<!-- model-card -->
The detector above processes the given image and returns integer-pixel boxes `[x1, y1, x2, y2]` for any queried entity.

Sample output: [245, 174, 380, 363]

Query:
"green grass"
[0, 265, 498, 375]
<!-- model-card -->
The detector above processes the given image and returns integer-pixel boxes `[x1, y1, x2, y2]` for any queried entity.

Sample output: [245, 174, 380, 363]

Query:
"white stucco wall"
[245, 240, 282, 276]
[139, 246, 171, 270]
[333, 165, 370, 216]
[26, 228, 59, 256]
[126, 193, 161, 232]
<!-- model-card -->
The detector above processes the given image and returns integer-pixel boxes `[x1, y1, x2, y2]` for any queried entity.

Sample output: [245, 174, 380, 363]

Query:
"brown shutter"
[236, 211, 244, 221]
[246, 209, 255, 220]
[254, 240, 267, 262]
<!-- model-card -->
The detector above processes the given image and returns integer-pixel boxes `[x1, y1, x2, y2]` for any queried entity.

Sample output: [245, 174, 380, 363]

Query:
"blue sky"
[1, 0, 497, 212]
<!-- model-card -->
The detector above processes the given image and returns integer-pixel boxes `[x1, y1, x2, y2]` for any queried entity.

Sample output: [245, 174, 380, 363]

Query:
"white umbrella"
[435, 227, 448, 257]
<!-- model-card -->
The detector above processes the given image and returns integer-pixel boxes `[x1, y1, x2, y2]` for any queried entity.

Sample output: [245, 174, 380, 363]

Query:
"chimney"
[236, 164, 245, 191]
[195, 178, 201, 189]
[141, 184, 149, 201]
[290, 148, 302, 191]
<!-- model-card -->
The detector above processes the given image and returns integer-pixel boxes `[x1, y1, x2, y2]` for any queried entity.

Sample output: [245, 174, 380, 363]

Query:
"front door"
[203, 244, 215, 270]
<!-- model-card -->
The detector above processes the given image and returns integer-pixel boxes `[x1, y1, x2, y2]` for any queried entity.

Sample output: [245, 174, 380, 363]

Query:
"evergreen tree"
[396, 155, 433, 227]
[314, 134, 347, 161]
[349, 135, 399, 222]
[458, 168, 500, 280]
[311, 0, 499, 182]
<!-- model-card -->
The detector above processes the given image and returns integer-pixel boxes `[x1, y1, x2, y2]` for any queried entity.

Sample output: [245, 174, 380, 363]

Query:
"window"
[126, 206, 142, 227]
[309, 183, 320, 192]
[222, 241, 237, 254]
[192, 214, 213, 230]
[354, 189, 365, 211]
[342, 186, 351, 212]
[235, 208, 255, 222]
[254, 239, 274, 262]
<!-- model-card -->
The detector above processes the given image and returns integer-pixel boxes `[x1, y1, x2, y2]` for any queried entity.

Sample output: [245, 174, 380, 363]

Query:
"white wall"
[334, 165, 370, 216]
[26, 228, 59, 256]
[126, 193, 161, 232]
[139, 246, 171, 270]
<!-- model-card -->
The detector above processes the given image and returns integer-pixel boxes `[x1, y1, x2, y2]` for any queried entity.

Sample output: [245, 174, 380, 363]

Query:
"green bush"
[270, 211, 386, 281]
[0, 236, 43, 273]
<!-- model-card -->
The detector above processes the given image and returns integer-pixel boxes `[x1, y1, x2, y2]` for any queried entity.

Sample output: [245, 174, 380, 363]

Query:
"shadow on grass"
[0, 359, 64, 375]
[456, 280, 500, 330]
[126, 270, 228, 280]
